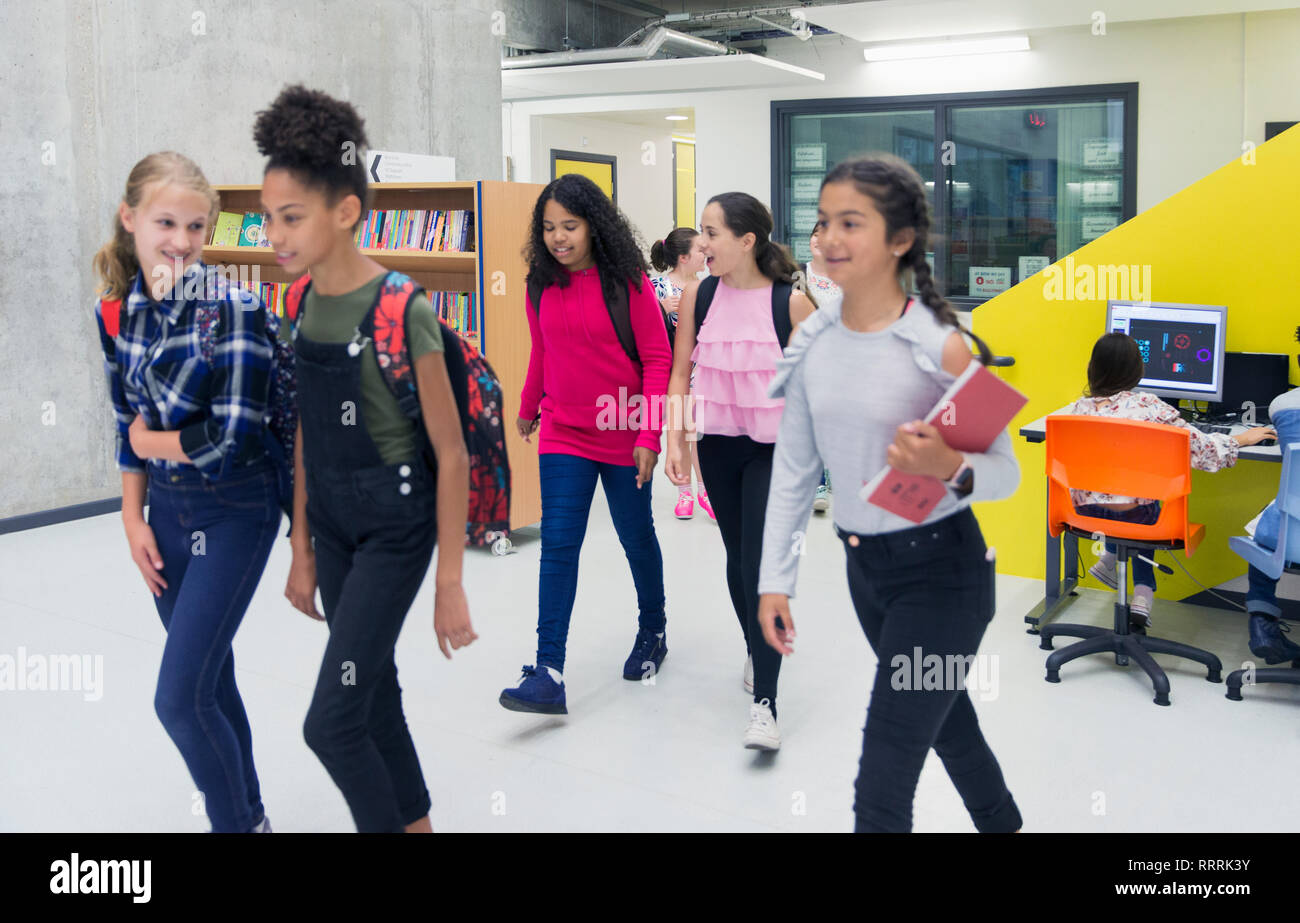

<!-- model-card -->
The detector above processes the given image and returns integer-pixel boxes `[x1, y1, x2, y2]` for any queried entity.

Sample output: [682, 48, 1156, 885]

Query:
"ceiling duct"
[501, 26, 730, 70]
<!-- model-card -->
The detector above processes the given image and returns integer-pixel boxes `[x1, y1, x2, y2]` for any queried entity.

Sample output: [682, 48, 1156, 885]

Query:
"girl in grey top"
[756, 155, 1023, 833]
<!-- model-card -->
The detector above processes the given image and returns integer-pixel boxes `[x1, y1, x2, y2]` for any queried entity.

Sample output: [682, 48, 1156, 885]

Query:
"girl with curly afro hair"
[499, 173, 672, 715]
[256, 84, 476, 833]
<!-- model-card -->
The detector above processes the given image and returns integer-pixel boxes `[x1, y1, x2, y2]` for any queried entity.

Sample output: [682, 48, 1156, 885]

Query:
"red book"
[858, 360, 1028, 523]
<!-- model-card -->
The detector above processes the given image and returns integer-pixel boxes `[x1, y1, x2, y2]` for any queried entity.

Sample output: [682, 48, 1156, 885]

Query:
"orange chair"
[1038, 415, 1222, 706]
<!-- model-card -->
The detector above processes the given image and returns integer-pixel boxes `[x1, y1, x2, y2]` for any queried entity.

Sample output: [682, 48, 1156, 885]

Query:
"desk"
[1018, 406, 1281, 632]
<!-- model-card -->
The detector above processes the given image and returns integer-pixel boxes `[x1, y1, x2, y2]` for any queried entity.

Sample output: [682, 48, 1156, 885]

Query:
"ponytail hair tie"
[657, 239, 665, 247]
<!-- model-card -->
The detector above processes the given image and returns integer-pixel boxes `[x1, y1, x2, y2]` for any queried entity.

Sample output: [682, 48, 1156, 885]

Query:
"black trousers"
[695, 433, 781, 706]
[840, 508, 1022, 833]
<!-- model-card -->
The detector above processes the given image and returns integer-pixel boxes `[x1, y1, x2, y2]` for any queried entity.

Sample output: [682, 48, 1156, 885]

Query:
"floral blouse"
[1065, 390, 1239, 506]
[652, 274, 684, 326]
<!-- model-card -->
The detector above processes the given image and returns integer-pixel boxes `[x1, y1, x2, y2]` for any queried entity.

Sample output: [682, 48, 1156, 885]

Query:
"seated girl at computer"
[1069, 333, 1275, 628]
[1238, 387, 1300, 664]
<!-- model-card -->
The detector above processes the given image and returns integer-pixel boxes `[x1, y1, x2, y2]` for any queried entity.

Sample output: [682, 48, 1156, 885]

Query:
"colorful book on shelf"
[858, 360, 1028, 524]
[211, 211, 244, 247]
[238, 212, 265, 247]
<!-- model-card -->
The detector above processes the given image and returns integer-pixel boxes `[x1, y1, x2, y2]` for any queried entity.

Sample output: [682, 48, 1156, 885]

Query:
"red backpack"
[285, 271, 512, 550]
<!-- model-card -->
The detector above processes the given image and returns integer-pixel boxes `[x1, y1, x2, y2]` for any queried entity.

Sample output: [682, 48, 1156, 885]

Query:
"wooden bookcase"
[205, 180, 545, 542]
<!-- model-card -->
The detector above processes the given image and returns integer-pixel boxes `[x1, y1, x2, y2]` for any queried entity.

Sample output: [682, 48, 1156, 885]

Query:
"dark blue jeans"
[840, 508, 1021, 833]
[147, 462, 280, 833]
[537, 452, 666, 672]
[1074, 502, 1162, 590]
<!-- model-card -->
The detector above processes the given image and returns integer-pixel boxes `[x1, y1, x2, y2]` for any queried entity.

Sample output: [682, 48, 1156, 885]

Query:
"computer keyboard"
[1190, 421, 1233, 434]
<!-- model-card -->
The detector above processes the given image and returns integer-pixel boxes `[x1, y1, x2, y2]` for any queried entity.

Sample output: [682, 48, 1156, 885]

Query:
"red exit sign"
[1025, 110, 1048, 128]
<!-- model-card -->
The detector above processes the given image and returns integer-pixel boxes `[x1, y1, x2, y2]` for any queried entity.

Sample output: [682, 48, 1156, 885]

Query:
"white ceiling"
[560, 108, 698, 133]
[802, 0, 1300, 43]
[501, 53, 824, 101]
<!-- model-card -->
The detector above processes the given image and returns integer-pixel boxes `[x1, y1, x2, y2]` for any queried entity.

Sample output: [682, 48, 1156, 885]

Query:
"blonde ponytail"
[93, 151, 220, 301]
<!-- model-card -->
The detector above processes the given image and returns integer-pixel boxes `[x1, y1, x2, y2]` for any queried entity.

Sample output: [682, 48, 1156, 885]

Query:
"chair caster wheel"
[1206, 669, 1222, 683]
[1154, 693, 1170, 706]
[1045, 670, 1060, 683]
[491, 537, 513, 556]
[1226, 689, 1243, 701]
[1039, 637, 1054, 651]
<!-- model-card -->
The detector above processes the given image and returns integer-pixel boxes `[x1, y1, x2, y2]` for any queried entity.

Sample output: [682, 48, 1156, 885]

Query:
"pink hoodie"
[518, 267, 671, 467]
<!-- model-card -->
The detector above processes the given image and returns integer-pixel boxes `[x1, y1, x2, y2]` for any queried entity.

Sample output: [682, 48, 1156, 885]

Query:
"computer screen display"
[1106, 301, 1228, 403]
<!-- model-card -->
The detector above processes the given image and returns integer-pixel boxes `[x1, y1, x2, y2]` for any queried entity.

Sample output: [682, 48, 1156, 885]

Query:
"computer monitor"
[1209, 352, 1290, 422]
[1106, 301, 1228, 403]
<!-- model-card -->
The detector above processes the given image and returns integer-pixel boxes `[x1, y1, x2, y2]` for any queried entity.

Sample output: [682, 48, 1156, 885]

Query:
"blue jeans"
[1074, 502, 1162, 590]
[147, 462, 280, 833]
[1246, 502, 1284, 616]
[537, 452, 666, 672]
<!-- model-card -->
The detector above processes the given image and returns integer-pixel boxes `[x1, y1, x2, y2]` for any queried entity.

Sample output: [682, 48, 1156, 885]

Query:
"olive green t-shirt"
[281, 274, 444, 465]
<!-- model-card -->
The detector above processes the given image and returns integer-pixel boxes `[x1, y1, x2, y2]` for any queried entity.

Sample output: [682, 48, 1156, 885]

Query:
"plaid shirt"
[95, 263, 276, 478]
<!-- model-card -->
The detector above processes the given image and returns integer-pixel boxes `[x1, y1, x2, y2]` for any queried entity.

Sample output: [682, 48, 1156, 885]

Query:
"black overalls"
[294, 322, 438, 833]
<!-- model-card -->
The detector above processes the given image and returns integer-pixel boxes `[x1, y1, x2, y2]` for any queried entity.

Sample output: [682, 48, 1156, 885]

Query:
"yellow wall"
[674, 141, 696, 230]
[554, 157, 615, 199]
[972, 126, 1300, 601]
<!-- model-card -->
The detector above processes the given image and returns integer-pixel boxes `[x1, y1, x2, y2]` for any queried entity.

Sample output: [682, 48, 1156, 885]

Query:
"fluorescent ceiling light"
[665, 115, 689, 121]
[863, 35, 1030, 62]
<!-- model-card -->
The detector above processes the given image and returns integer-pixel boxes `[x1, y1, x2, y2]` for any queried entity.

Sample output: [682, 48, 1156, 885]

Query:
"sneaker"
[250, 816, 272, 833]
[623, 628, 667, 680]
[812, 485, 830, 513]
[1088, 558, 1118, 590]
[499, 664, 567, 715]
[674, 489, 695, 519]
[743, 655, 754, 694]
[697, 489, 716, 522]
[743, 698, 780, 751]
[1128, 593, 1152, 632]
[1248, 613, 1300, 664]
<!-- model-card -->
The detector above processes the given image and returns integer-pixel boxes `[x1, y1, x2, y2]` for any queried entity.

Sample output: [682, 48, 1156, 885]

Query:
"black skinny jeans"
[695, 433, 781, 707]
[840, 508, 1022, 833]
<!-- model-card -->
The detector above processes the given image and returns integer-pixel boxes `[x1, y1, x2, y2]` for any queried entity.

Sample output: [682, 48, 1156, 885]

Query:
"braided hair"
[821, 155, 994, 364]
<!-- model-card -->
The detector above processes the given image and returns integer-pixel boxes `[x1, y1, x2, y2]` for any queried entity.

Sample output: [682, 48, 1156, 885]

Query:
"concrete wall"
[504, 9, 1300, 224]
[0, 0, 505, 519]
[531, 114, 676, 259]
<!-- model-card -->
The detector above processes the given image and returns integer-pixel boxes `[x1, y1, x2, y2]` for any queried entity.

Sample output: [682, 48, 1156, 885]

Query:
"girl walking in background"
[758, 155, 1022, 832]
[94, 152, 283, 833]
[258, 85, 476, 833]
[651, 228, 712, 521]
[665, 192, 815, 751]
[501, 174, 672, 715]
[801, 227, 840, 514]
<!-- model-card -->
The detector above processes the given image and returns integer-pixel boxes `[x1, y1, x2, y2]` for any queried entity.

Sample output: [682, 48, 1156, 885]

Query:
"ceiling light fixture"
[863, 35, 1030, 62]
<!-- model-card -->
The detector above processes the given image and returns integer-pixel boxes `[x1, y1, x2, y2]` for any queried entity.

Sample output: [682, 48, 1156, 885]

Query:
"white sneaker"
[1088, 557, 1118, 590]
[743, 655, 754, 694]
[812, 485, 830, 512]
[743, 698, 780, 751]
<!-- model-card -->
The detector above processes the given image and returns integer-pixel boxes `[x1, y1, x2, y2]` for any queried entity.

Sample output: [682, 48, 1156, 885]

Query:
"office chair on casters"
[1225, 442, 1300, 701]
[1038, 416, 1222, 706]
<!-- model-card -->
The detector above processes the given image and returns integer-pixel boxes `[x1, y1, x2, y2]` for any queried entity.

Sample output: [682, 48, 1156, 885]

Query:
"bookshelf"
[205, 180, 545, 546]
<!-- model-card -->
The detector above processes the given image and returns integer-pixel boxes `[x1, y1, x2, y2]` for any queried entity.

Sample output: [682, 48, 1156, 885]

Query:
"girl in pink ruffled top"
[664, 192, 815, 751]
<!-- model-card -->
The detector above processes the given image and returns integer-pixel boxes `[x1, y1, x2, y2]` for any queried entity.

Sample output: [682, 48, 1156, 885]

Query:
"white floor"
[2, 483, 1299, 833]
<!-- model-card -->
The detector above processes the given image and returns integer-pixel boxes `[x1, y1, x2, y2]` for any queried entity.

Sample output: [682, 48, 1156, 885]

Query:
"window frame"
[771, 83, 1139, 310]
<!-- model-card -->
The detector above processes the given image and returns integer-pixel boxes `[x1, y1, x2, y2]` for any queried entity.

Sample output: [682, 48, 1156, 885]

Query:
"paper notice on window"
[792, 174, 821, 202]
[1082, 139, 1121, 168]
[793, 143, 826, 172]
[969, 267, 1011, 298]
[1019, 255, 1051, 280]
[1081, 213, 1120, 240]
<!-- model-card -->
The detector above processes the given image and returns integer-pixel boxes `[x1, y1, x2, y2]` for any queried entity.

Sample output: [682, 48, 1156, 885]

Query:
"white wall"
[504, 10, 1300, 225]
[529, 114, 677, 258]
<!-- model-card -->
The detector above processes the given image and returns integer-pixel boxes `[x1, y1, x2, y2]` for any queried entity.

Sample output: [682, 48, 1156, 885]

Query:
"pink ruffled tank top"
[690, 280, 784, 444]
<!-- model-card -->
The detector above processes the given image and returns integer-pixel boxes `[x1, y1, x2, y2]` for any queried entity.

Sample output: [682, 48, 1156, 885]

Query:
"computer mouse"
[1259, 438, 1278, 447]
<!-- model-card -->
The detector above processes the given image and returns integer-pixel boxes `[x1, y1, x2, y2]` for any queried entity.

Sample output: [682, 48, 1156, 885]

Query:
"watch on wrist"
[945, 456, 974, 497]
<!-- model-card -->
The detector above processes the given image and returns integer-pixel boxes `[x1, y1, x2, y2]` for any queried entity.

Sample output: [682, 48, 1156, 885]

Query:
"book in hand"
[858, 359, 1028, 523]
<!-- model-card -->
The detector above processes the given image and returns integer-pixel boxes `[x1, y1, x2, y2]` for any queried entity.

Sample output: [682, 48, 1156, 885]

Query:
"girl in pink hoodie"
[500, 174, 673, 715]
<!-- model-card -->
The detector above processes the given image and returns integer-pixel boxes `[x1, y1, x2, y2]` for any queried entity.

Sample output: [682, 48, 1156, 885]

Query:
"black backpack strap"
[526, 276, 542, 315]
[772, 280, 794, 348]
[693, 275, 721, 338]
[605, 277, 638, 365]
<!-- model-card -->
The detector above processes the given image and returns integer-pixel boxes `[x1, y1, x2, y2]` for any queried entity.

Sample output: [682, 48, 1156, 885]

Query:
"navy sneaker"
[499, 664, 567, 714]
[623, 628, 667, 681]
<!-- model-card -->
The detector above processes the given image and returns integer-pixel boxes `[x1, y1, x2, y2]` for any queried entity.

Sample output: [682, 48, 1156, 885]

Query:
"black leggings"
[840, 508, 1021, 833]
[695, 433, 781, 707]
